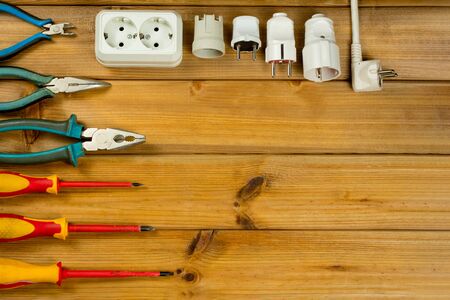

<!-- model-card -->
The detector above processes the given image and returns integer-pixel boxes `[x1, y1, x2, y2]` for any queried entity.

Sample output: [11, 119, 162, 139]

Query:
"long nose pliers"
[0, 66, 110, 112]
[0, 114, 146, 166]
[0, 2, 75, 61]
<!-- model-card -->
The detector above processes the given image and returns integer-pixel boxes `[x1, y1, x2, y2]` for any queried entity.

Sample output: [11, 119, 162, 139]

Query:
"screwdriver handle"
[0, 214, 67, 242]
[0, 171, 58, 198]
[0, 258, 61, 289]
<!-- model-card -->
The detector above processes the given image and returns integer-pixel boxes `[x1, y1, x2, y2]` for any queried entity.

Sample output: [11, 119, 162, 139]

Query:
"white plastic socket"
[265, 13, 296, 77]
[95, 10, 183, 67]
[302, 14, 341, 82]
[192, 14, 225, 59]
[231, 16, 261, 61]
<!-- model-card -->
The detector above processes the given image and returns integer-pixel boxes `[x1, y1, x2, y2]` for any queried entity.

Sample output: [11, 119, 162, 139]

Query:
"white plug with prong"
[265, 13, 296, 78]
[351, 0, 397, 92]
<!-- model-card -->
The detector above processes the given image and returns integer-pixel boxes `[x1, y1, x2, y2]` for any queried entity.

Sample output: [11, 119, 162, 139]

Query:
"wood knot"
[237, 176, 266, 202]
[190, 81, 203, 96]
[186, 230, 215, 259]
[177, 268, 201, 285]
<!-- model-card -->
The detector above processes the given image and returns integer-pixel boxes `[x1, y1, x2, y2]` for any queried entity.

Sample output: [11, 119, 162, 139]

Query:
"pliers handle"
[0, 67, 55, 112]
[0, 115, 85, 166]
[0, 2, 73, 61]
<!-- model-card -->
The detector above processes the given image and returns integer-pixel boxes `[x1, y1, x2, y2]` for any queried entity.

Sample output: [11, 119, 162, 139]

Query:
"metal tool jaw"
[81, 128, 146, 152]
[45, 77, 111, 94]
[42, 23, 75, 36]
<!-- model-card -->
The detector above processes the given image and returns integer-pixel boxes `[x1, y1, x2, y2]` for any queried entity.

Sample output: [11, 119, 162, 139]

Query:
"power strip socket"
[95, 10, 183, 67]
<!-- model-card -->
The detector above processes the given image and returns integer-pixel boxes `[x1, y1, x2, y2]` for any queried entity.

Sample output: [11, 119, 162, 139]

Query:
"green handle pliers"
[0, 67, 110, 113]
[0, 114, 146, 166]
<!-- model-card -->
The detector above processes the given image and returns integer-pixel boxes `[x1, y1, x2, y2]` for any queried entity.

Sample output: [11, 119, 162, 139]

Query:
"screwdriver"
[0, 214, 154, 242]
[0, 171, 142, 198]
[0, 258, 173, 290]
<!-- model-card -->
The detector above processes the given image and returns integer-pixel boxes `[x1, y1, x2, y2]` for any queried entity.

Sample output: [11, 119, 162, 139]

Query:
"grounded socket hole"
[154, 43, 159, 47]
[119, 42, 124, 47]
[119, 26, 124, 31]
[154, 27, 159, 32]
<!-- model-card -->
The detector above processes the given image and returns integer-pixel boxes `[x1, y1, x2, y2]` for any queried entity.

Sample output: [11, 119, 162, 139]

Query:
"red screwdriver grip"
[0, 171, 58, 198]
[0, 214, 66, 242]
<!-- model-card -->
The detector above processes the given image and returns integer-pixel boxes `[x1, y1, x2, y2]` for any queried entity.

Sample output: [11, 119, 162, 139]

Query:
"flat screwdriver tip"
[132, 182, 144, 187]
[139, 225, 155, 232]
[160, 271, 174, 276]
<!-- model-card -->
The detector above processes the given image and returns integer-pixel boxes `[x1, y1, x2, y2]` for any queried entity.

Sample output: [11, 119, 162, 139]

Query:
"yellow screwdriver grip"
[0, 258, 60, 289]
[0, 214, 68, 242]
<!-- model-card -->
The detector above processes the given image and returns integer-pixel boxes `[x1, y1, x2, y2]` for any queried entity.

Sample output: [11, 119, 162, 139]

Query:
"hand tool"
[0, 214, 154, 242]
[0, 2, 75, 61]
[0, 67, 110, 113]
[0, 114, 145, 166]
[0, 171, 142, 198]
[0, 258, 173, 289]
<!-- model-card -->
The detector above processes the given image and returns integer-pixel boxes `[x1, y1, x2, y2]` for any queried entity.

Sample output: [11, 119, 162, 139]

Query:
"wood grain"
[0, 6, 448, 80]
[1, 81, 450, 154]
[6, 0, 450, 6]
[2, 231, 450, 299]
[2, 155, 450, 230]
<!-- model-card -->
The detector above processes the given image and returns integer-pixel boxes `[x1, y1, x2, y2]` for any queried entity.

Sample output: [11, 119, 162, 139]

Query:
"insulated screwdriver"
[0, 171, 142, 198]
[0, 258, 173, 289]
[0, 214, 154, 242]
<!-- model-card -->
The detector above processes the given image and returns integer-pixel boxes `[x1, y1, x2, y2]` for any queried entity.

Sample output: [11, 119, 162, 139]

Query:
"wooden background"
[1, 0, 450, 298]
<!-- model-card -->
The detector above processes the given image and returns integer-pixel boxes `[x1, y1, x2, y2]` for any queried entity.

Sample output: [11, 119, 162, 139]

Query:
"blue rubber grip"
[0, 32, 51, 61]
[0, 2, 52, 27]
[0, 88, 55, 112]
[0, 2, 53, 60]
[0, 114, 83, 138]
[0, 142, 85, 166]
[0, 115, 85, 166]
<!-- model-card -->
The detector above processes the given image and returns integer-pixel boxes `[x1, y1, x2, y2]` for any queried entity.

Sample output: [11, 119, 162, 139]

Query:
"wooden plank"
[0, 6, 448, 80]
[2, 230, 450, 298]
[3, 155, 450, 230]
[1, 81, 450, 154]
[6, 0, 450, 7]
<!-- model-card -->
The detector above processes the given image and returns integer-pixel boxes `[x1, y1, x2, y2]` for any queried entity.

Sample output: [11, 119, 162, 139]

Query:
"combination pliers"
[0, 66, 110, 112]
[0, 2, 75, 61]
[0, 114, 146, 166]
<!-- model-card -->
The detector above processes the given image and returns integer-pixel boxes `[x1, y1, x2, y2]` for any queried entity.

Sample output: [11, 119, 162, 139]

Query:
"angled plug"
[265, 13, 296, 78]
[351, 0, 397, 92]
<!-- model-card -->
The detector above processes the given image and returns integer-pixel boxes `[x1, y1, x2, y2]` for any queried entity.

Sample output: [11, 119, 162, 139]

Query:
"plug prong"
[252, 44, 257, 61]
[271, 62, 276, 78]
[236, 44, 241, 60]
[378, 69, 398, 79]
[287, 61, 293, 77]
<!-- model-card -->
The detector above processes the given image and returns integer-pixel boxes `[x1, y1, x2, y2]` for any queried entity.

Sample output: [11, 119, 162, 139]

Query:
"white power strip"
[95, 10, 183, 67]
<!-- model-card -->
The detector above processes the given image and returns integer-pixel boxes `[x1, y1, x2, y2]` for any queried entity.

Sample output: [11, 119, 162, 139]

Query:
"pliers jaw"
[81, 128, 146, 152]
[42, 23, 76, 36]
[45, 77, 111, 94]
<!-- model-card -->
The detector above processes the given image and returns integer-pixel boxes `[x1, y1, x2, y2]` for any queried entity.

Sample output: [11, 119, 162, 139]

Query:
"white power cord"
[351, 0, 397, 92]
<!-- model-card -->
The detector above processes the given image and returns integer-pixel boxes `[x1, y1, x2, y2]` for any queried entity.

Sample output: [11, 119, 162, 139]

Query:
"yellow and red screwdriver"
[0, 214, 154, 242]
[0, 171, 142, 198]
[0, 258, 173, 289]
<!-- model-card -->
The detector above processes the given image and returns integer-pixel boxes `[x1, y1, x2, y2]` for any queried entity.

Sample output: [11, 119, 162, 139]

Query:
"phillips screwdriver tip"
[132, 182, 144, 187]
[139, 225, 155, 232]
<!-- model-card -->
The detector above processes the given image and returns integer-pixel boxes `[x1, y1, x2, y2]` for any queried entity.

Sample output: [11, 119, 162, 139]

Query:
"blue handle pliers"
[0, 2, 75, 61]
[0, 115, 146, 167]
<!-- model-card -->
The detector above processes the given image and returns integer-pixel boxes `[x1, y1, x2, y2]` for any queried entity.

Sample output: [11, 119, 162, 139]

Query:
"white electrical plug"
[351, 0, 397, 91]
[265, 13, 296, 78]
[231, 16, 261, 61]
[95, 10, 183, 67]
[302, 14, 341, 82]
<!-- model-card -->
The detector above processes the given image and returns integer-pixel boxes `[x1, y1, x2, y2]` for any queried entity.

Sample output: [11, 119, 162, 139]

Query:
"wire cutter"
[0, 67, 110, 113]
[0, 114, 145, 166]
[0, 2, 75, 61]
